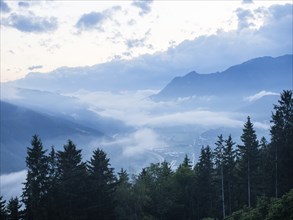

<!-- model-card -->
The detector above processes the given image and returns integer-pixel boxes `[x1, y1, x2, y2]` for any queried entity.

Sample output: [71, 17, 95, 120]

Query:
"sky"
[1, 0, 292, 82]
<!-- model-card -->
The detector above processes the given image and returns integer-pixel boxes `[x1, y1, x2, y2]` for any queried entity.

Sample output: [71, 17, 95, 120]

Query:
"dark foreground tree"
[194, 146, 215, 219]
[22, 135, 48, 220]
[114, 169, 133, 220]
[56, 140, 87, 220]
[0, 196, 7, 220]
[87, 148, 116, 220]
[6, 197, 22, 220]
[238, 117, 259, 208]
[270, 90, 293, 197]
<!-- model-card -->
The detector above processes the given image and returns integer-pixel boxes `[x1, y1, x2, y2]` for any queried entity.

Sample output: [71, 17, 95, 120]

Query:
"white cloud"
[101, 128, 167, 157]
[132, 0, 153, 16]
[0, 170, 27, 201]
[145, 111, 244, 128]
[245, 90, 279, 102]
[2, 1, 292, 82]
[65, 90, 248, 129]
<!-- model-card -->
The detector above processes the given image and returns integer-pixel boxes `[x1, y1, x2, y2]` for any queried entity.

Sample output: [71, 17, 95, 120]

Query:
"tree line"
[0, 90, 292, 220]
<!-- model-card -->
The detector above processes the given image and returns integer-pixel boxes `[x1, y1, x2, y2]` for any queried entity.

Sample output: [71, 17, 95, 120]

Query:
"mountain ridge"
[152, 54, 292, 100]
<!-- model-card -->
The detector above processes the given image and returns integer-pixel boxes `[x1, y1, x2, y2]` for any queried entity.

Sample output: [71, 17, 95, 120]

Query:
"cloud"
[242, 0, 253, 4]
[0, 0, 10, 13]
[18, 1, 30, 8]
[245, 90, 279, 102]
[132, 0, 153, 16]
[102, 128, 167, 157]
[125, 29, 152, 49]
[236, 8, 255, 29]
[76, 12, 106, 30]
[4, 12, 58, 33]
[75, 6, 121, 31]
[65, 90, 247, 129]
[28, 65, 43, 71]
[153, 4, 293, 74]
[0, 170, 27, 201]
[145, 111, 244, 128]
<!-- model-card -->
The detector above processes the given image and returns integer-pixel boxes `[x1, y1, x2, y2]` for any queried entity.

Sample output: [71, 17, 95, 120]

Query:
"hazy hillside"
[0, 101, 105, 173]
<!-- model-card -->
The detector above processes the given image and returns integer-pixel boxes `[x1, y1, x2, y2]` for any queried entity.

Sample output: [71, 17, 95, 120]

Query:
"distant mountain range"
[1, 54, 292, 174]
[152, 55, 292, 100]
[0, 101, 105, 173]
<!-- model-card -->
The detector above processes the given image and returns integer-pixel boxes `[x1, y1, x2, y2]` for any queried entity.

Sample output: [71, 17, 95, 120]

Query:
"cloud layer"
[4, 12, 58, 33]
[0, 170, 27, 201]
[0, 0, 10, 13]
[132, 0, 153, 16]
[75, 6, 121, 31]
[245, 90, 279, 102]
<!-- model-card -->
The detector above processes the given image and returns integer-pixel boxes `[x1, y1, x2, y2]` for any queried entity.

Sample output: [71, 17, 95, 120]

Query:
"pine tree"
[174, 156, 196, 220]
[0, 196, 7, 220]
[6, 197, 21, 220]
[259, 137, 274, 197]
[224, 135, 237, 215]
[238, 117, 259, 208]
[45, 147, 58, 219]
[194, 146, 215, 219]
[270, 90, 293, 197]
[22, 135, 49, 220]
[87, 148, 116, 220]
[214, 134, 226, 219]
[114, 169, 134, 220]
[56, 140, 87, 220]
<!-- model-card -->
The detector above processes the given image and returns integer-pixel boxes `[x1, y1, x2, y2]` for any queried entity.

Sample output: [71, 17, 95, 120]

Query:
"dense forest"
[1, 90, 292, 220]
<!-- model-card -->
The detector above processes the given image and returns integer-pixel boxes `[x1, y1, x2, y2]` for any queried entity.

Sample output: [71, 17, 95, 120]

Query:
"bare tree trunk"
[228, 180, 232, 215]
[248, 159, 251, 208]
[275, 145, 278, 198]
[221, 164, 225, 219]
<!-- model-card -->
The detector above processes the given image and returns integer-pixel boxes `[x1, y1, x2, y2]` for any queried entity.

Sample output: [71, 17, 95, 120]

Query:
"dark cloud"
[0, 0, 10, 13]
[18, 1, 30, 8]
[236, 8, 255, 29]
[4, 13, 58, 33]
[75, 6, 121, 31]
[132, 0, 153, 16]
[28, 65, 43, 71]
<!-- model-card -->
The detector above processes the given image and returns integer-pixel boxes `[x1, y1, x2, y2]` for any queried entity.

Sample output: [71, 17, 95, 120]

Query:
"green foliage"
[227, 189, 293, 220]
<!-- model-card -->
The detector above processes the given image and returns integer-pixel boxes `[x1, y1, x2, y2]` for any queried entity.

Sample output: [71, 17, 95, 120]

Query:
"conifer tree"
[270, 90, 293, 197]
[174, 156, 195, 220]
[6, 197, 21, 220]
[56, 140, 87, 220]
[87, 148, 116, 220]
[238, 117, 259, 208]
[259, 137, 274, 197]
[22, 135, 48, 220]
[114, 169, 134, 220]
[224, 135, 236, 215]
[0, 196, 7, 220]
[46, 147, 58, 219]
[214, 134, 225, 219]
[194, 146, 215, 219]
